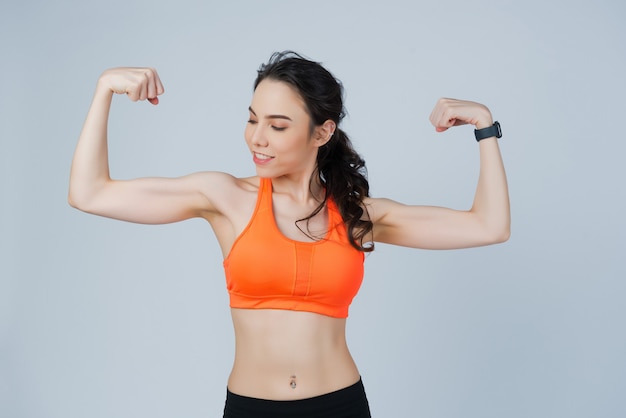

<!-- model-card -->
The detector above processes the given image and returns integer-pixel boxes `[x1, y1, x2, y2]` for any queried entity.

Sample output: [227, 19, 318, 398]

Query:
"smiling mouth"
[254, 152, 274, 160]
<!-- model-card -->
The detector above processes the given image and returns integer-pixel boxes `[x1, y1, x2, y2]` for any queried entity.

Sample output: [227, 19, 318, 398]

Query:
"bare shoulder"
[363, 196, 436, 246]
[190, 171, 254, 195]
[194, 171, 258, 188]
[363, 196, 400, 224]
[195, 172, 260, 217]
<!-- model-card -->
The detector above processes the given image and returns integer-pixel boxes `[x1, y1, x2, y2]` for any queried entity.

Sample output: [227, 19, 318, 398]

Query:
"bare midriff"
[227, 308, 361, 400]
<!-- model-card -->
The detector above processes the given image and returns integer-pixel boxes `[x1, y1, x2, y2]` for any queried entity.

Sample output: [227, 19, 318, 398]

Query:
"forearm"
[68, 83, 114, 208]
[470, 137, 510, 241]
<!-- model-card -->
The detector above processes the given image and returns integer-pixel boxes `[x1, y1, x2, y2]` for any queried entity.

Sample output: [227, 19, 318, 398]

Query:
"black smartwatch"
[474, 121, 502, 142]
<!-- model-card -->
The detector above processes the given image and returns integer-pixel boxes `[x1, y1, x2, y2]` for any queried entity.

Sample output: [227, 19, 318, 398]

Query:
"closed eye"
[272, 126, 286, 132]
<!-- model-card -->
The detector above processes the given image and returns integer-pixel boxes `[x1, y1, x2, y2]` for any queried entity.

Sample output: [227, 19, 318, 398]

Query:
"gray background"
[1, 0, 624, 417]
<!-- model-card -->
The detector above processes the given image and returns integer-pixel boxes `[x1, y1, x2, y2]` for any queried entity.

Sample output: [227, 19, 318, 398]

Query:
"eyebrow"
[248, 106, 292, 121]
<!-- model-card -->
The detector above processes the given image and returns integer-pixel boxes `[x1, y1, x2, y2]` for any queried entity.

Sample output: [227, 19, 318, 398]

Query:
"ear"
[313, 120, 336, 148]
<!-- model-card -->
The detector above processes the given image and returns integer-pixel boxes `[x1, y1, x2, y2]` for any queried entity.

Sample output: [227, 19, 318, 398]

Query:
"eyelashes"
[247, 119, 286, 132]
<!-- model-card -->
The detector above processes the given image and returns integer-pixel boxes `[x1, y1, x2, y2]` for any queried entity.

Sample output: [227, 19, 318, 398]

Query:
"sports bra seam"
[228, 291, 346, 306]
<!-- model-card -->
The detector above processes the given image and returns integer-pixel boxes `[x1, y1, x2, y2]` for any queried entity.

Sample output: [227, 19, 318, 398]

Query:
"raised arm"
[367, 98, 510, 250]
[68, 67, 223, 224]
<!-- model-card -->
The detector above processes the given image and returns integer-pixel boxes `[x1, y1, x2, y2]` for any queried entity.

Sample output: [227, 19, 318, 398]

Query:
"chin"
[254, 166, 276, 178]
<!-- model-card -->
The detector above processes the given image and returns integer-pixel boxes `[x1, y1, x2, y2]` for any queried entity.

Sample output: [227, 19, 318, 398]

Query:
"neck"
[270, 170, 325, 205]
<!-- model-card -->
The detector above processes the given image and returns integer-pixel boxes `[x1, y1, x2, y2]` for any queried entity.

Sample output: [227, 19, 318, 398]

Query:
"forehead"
[251, 79, 308, 118]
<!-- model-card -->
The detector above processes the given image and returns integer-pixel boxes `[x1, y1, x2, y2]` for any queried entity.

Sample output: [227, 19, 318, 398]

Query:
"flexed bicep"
[74, 172, 233, 225]
[69, 67, 219, 225]
[367, 197, 505, 250]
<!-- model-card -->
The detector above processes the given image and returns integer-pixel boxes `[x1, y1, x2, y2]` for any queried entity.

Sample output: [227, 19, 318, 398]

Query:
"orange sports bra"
[223, 177, 365, 318]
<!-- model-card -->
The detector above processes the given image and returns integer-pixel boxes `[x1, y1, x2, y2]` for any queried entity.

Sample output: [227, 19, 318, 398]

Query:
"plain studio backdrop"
[1, 0, 624, 417]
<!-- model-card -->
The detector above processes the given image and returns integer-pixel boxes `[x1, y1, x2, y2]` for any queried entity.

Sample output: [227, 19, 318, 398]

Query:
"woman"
[69, 52, 510, 417]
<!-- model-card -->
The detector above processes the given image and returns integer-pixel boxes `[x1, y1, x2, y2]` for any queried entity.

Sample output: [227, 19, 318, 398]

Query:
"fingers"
[144, 68, 164, 103]
[132, 68, 162, 104]
[102, 67, 164, 105]
[429, 98, 466, 132]
[429, 98, 492, 132]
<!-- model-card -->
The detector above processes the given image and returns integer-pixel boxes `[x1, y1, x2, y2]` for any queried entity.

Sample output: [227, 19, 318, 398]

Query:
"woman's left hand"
[429, 98, 493, 132]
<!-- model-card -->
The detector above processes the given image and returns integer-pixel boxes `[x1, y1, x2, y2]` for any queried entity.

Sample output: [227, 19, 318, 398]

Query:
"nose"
[249, 124, 268, 147]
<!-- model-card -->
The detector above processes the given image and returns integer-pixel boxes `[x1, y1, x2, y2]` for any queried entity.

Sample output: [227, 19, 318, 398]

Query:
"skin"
[69, 67, 510, 400]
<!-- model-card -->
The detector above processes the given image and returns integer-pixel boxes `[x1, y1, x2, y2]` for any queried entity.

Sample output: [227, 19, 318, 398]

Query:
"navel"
[289, 374, 297, 389]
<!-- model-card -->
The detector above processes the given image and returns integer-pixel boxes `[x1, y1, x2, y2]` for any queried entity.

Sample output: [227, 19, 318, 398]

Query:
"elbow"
[474, 210, 510, 245]
[67, 193, 81, 210]
[68, 186, 77, 209]
[496, 227, 511, 244]
[67, 184, 83, 210]
[67, 187, 93, 212]
[68, 176, 82, 210]
[67, 192, 84, 211]
[487, 224, 510, 245]
[68, 178, 106, 212]
[475, 215, 510, 245]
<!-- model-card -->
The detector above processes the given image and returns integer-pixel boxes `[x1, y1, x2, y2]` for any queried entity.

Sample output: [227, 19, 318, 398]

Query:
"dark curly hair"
[254, 51, 373, 252]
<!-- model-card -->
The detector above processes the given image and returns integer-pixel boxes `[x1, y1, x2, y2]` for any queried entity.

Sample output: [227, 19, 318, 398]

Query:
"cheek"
[244, 124, 253, 144]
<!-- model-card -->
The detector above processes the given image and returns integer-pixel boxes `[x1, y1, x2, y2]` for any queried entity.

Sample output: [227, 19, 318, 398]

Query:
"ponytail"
[316, 128, 373, 252]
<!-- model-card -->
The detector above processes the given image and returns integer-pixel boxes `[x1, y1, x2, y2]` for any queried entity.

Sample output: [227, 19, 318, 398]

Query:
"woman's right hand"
[98, 67, 165, 105]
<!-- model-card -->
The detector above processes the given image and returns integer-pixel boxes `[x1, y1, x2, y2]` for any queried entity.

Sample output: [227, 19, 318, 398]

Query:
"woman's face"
[245, 79, 322, 179]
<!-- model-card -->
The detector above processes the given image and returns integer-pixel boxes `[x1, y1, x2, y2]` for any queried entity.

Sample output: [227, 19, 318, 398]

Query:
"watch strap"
[474, 121, 502, 141]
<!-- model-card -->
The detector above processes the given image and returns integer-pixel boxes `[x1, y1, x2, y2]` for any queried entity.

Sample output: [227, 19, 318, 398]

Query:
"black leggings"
[222, 378, 372, 418]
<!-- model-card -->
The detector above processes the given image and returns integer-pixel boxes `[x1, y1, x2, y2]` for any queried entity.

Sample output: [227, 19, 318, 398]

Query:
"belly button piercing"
[290, 375, 297, 389]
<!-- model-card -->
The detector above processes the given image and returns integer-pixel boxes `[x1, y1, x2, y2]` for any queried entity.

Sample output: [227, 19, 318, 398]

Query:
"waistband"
[224, 378, 370, 417]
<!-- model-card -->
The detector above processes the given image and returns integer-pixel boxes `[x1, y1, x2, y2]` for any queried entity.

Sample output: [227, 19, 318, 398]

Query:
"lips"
[253, 152, 274, 164]
[254, 152, 273, 160]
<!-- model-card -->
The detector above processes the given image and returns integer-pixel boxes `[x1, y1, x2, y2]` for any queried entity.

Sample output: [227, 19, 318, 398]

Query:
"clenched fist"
[98, 67, 165, 105]
[430, 98, 493, 132]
